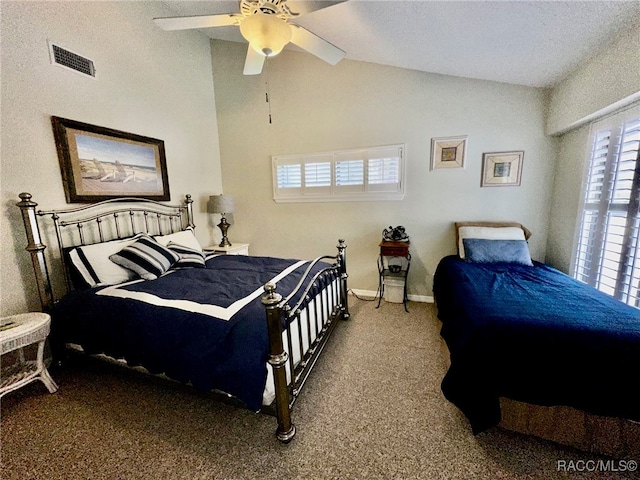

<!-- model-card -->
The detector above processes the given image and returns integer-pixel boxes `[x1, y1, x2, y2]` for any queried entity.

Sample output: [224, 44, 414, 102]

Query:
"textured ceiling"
[159, 0, 640, 87]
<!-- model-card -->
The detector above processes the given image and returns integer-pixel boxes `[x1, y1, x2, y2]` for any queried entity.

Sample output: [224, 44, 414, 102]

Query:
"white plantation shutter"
[368, 158, 399, 184]
[335, 151, 365, 194]
[335, 159, 364, 186]
[272, 145, 404, 202]
[276, 164, 302, 189]
[573, 104, 640, 308]
[303, 155, 333, 195]
[367, 147, 402, 193]
[274, 159, 303, 198]
[304, 162, 331, 188]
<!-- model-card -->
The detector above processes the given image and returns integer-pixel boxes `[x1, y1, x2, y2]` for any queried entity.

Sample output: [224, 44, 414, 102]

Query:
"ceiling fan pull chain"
[265, 59, 273, 124]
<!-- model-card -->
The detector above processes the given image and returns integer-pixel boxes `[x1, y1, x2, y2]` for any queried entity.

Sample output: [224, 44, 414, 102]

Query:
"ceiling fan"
[154, 0, 346, 75]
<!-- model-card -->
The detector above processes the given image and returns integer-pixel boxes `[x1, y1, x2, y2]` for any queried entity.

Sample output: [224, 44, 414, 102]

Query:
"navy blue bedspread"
[54, 255, 326, 411]
[433, 255, 640, 434]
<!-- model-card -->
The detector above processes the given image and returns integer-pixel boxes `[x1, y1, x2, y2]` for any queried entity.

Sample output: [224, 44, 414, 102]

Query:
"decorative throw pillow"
[167, 241, 206, 269]
[463, 238, 533, 266]
[458, 226, 526, 259]
[154, 227, 203, 252]
[109, 235, 180, 280]
[68, 235, 142, 287]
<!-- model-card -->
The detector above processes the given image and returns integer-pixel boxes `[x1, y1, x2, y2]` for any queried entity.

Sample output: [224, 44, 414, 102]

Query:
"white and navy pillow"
[463, 238, 533, 266]
[109, 235, 180, 280]
[458, 226, 527, 259]
[68, 235, 142, 287]
[167, 241, 206, 269]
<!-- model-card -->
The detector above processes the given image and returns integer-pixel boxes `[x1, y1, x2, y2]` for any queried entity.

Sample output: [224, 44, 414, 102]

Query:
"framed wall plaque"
[481, 151, 524, 187]
[430, 135, 468, 170]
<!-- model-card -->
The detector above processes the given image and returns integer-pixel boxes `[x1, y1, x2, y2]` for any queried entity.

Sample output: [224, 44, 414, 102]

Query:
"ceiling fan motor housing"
[240, 0, 295, 19]
[239, 12, 292, 57]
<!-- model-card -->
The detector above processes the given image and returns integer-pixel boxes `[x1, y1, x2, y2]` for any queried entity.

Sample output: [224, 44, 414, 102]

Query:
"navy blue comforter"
[54, 254, 326, 411]
[433, 255, 640, 434]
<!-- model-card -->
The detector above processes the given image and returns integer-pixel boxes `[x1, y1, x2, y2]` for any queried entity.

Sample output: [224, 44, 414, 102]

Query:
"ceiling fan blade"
[289, 25, 345, 65]
[285, 1, 347, 16]
[243, 46, 266, 75]
[153, 14, 239, 31]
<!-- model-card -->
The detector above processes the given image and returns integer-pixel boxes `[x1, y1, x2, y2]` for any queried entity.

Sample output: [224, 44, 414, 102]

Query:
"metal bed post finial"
[16, 193, 54, 312]
[337, 239, 350, 319]
[261, 281, 296, 443]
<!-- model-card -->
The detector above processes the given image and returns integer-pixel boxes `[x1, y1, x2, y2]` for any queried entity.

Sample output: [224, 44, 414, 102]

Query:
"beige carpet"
[2, 298, 634, 480]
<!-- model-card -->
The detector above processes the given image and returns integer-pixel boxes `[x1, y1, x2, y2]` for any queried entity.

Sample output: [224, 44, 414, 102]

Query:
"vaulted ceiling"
[159, 0, 640, 87]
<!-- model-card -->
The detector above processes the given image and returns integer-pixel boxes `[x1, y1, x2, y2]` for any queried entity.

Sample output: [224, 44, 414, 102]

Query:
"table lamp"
[209, 194, 235, 247]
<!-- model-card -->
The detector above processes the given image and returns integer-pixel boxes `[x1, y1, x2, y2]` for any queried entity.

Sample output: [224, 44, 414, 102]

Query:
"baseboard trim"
[408, 294, 434, 303]
[349, 289, 434, 303]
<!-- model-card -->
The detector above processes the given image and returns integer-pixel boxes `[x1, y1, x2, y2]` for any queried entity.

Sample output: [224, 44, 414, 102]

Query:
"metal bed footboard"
[261, 240, 349, 443]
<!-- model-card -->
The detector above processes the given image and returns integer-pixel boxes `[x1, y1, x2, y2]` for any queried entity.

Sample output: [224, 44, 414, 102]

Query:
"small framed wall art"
[51, 116, 170, 203]
[481, 151, 524, 187]
[430, 135, 468, 170]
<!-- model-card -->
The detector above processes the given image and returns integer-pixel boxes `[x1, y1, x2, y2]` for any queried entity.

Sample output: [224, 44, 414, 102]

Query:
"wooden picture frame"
[481, 151, 524, 187]
[51, 116, 170, 203]
[430, 135, 468, 170]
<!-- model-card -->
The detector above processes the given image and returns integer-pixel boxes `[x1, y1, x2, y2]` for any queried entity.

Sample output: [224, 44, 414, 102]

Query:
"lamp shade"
[209, 195, 235, 214]
[239, 13, 292, 57]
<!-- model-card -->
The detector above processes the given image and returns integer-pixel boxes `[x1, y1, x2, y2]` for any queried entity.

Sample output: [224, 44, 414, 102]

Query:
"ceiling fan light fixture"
[239, 13, 292, 57]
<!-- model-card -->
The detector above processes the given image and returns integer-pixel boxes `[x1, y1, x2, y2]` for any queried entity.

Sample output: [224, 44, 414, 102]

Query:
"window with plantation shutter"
[335, 159, 364, 186]
[368, 158, 399, 184]
[272, 144, 405, 202]
[573, 104, 640, 308]
[304, 162, 331, 188]
[368, 148, 401, 192]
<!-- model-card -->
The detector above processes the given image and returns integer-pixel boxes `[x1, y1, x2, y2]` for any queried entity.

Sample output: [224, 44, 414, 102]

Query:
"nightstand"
[204, 243, 250, 255]
[377, 241, 411, 312]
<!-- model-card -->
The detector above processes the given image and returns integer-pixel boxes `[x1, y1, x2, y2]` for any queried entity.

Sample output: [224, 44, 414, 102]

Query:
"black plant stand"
[377, 241, 410, 312]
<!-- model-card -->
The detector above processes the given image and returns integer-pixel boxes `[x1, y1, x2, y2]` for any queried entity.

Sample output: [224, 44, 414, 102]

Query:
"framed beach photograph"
[481, 151, 524, 187]
[430, 135, 468, 170]
[51, 116, 170, 203]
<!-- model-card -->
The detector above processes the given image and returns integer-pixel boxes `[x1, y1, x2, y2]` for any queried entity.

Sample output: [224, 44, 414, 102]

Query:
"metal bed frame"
[16, 192, 349, 443]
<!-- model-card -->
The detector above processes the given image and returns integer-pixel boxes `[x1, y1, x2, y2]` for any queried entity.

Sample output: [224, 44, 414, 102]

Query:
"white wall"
[546, 17, 640, 135]
[211, 40, 557, 298]
[546, 18, 640, 273]
[0, 1, 222, 315]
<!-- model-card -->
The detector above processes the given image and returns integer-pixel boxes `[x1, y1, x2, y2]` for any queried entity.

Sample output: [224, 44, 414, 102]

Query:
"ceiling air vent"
[49, 42, 95, 78]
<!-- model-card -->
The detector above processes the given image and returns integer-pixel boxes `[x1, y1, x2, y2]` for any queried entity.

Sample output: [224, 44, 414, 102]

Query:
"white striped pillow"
[68, 235, 143, 287]
[167, 241, 206, 269]
[109, 235, 179, 280]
